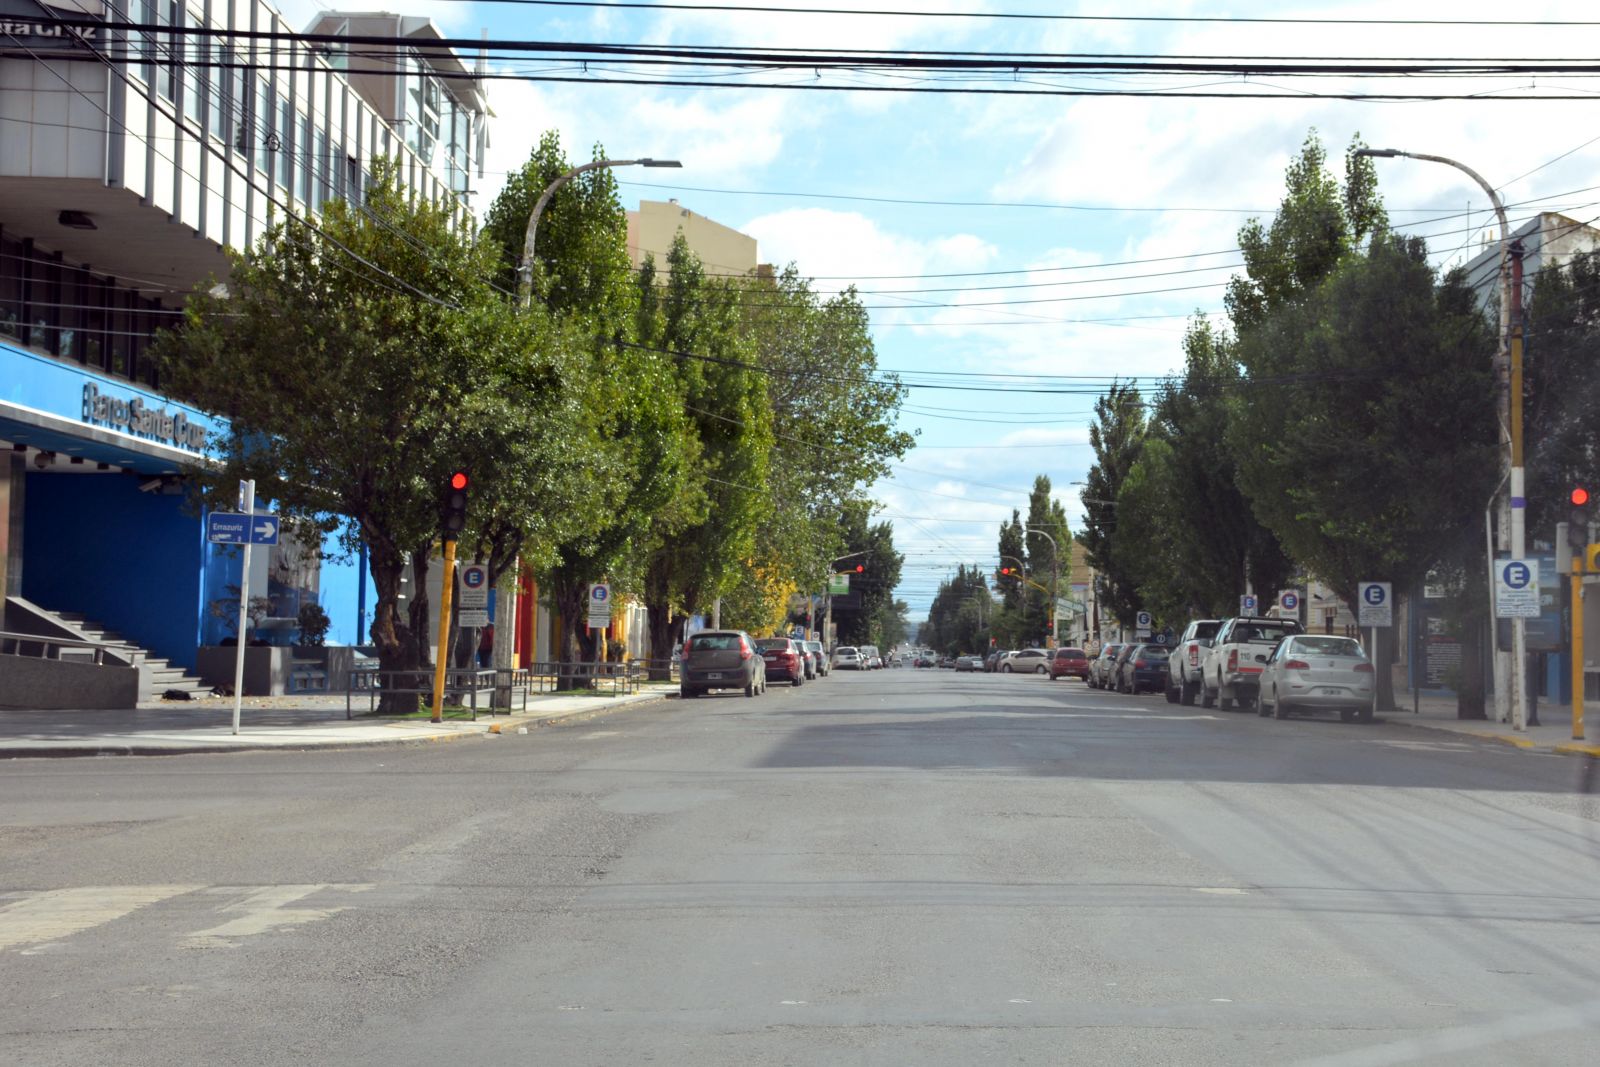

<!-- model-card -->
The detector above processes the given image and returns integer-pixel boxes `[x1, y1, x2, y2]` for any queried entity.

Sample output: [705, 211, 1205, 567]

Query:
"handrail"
[0, 630, 120, 665]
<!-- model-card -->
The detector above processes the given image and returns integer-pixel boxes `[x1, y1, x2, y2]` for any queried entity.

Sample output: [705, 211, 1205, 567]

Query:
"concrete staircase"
[47, 611, 214, 700]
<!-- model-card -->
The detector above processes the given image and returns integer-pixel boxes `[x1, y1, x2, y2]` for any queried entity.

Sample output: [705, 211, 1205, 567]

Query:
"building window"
[0, 232, 22, 341]
[255, 79, 275, 174]
[300, 113, 314, 206]
[279, 99, 296, 190]
[181, 12, 205, 124]
[313, 129, 330, 208]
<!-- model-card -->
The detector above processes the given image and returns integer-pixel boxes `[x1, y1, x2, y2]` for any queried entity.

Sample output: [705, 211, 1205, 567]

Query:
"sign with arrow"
[207, 512, 279, 545]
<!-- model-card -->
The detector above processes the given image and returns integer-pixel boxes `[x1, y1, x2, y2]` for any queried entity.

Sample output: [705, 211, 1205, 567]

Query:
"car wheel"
[679, 685, 694, 699]
[1002, 664, 1012, 673]
[1219, 689, 1234, 710]
[1165, 685, 1179, 704]
[1357, 706, 1375, 724]
[745, 676, 757, 698]
[1181, 680, 1197, 706]
[1339, 709, 1356, 723]
[793, 675, 803, 687]
[1273, 689, 1290, 719]
[1201, 684, 1216, 708]
[1036, 665, 1048, 675]
[1238, 690, 1257, 713]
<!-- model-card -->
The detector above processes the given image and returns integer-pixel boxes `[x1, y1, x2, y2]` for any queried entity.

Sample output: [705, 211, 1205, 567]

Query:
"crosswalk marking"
[0, 885, 202, 952]
[183, 884, 371, 949]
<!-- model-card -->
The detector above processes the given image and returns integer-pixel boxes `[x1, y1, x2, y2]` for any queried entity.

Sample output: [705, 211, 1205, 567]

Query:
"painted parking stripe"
[0, 885, 202, 951]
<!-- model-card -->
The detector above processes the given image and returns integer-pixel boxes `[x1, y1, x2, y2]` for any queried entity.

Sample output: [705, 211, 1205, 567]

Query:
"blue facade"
[3, 339, 374, 664]
[21, 472, 209, 670]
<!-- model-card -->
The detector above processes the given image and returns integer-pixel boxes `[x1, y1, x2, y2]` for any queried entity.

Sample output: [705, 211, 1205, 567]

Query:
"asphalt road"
[4, 667, 1599, 1066]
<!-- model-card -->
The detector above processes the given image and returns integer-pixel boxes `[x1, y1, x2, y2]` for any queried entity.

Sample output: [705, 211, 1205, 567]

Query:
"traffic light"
[854, 564, 864, 574]
[999, 566, 1013, 576]
[441, 470, 470, 541]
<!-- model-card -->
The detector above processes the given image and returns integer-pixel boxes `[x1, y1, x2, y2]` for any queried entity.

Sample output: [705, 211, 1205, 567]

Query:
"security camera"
[139, 476, 165, 493]
[32, 450, 55, 470]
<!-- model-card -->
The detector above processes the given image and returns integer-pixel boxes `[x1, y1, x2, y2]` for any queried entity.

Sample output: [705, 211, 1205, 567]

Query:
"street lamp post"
[1355, 148, 1525, 729]
[511, 156, 682, 685]
[1025, 524, 1061, 648]
[517, 157, 683, 306]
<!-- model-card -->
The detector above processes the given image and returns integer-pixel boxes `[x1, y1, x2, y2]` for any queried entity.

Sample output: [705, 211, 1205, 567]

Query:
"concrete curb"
[1393, 716, 1600, 758]
[0, 690, 673, 759]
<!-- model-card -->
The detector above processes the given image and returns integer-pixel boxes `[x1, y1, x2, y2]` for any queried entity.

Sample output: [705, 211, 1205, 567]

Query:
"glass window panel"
[255, 80, 274, 173]
[279, 99, 295, 189]
[0, 233, 22, 341]
[300, 113, 313, 205]
[182, 14, 204, 123]
[25, 253, 59, 355]
[107, 290, 132, 378]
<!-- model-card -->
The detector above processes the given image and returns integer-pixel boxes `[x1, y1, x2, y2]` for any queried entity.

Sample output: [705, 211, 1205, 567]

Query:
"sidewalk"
[1384, 689, 1600, 758]
[0, 683, 677, 758]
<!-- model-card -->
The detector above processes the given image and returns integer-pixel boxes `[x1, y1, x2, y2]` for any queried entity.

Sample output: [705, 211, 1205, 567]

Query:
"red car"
[1049, 647, 1090, 681]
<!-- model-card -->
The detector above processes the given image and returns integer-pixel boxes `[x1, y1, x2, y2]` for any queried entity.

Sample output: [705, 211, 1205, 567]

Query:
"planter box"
[196, 646, 295, 696]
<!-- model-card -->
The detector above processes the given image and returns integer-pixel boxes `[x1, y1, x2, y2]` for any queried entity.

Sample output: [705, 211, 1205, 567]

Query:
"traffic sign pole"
[231, 479, 254, 736]
[1568, 566, 1580, 742]
[431, 538, 458, 723]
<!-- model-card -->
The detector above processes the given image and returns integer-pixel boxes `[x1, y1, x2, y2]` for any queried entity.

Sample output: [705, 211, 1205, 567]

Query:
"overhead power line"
[424, 0, 1600, 28]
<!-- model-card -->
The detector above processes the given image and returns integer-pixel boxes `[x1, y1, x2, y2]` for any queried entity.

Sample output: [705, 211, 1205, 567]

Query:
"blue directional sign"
[207, 512, 279, 545]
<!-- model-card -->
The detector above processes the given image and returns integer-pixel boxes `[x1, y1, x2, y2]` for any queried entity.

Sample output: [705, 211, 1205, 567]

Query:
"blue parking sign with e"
[1502, 561, 1531, 589]
[1363, 584, 1386, 605]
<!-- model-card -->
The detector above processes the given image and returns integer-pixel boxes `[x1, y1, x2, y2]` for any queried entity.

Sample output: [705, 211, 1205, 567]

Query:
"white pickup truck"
[1166, 619, 1222, 705]
[1200, 615, 1303, 711]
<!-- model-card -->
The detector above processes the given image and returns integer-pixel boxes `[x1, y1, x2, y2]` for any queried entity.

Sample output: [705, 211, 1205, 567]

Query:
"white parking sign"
[587, 582, 612, 628]
[1495, 559, 1540, 618]
[1357, 581, 1392, 627]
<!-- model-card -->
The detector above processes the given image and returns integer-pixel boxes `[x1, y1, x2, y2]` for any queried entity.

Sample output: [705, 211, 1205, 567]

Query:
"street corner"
[1554, 741, 1600, 759]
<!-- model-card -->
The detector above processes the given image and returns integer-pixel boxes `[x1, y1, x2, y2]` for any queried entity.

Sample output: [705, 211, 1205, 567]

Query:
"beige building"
[627, 199, 759, 276]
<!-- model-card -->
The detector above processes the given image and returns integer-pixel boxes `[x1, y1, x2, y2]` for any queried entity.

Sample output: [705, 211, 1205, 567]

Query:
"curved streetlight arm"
[517, 157, 682, 306]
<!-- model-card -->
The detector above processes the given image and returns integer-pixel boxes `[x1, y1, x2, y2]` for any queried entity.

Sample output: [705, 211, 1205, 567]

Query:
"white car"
[860, 645, 881, 669]
[1001, 648, 1051, 674]
[831, 646, 863, 670]
[1255, 634, 1375, 722]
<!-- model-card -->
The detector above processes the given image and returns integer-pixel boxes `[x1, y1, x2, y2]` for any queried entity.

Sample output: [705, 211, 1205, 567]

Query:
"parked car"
[955, 654, 982, 672]
[860, 645, 882, 669]
[1201, 616, 1305, 710]
[1166, 619, 1222, 705]
[680, 630, 766, 698]
[985, 649, 1009, 673]
[755, 637, 807, 686]
[793, 641, 817, 679]
[1256, 634, 1375, 722]
[1048, 647, 1090, 681]
[1115, 643, 1171, 694]
[831, 645, 862, 670]
[1002, 648, 1051, 674]
[1088, 644, 1124, 689]
[806, 640, 829, 676]
[916, 654, 937, 668]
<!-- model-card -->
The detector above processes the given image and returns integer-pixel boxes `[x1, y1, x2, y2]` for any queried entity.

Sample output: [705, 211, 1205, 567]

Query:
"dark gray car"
[680, 630, 765, 698]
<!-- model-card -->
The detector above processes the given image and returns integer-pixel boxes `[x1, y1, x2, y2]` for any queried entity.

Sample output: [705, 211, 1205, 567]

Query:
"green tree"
[1078, 382, 1147, 629]
[636, 237, 774, 668]
[1230, 234, 1498, 710]
[158, 162, 598, 710]
[832, 501, 904, 647]
[1023, 475, 1071, 645]
[1523, 249, 1600, 535]
[1114, 317, 1293, 621]
[482, 134, 701, 678]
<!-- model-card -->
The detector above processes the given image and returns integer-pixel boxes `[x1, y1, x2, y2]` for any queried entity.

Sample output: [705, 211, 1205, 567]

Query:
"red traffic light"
[450, 471, 469, 491]
[854, 564, 864, 573]
[999, 566, 1012, 575]
[1573, 486, 1590, 506]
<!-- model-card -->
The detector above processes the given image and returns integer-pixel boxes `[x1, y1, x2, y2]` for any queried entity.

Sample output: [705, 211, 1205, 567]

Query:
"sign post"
[231, 480, 253, 736]
[1494, 559, 1540, 619]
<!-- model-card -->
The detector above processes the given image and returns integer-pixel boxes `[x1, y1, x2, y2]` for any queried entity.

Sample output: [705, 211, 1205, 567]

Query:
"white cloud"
[996, 427, 1091, 448]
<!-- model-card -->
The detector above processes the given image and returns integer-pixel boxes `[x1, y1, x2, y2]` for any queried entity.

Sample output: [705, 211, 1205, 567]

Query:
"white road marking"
[1192, 887, 1248, 895]
[183, 884, 371, 948]
[0, 885, 202, 951]
[581, 731, 621, 740]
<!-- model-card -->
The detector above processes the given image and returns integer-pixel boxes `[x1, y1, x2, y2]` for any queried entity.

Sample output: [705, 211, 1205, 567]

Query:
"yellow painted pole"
[1573, 565, 1585, 741]
[431, 538, 458, 723]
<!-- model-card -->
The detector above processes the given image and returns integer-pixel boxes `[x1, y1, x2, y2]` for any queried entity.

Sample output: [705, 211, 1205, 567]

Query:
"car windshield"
[1292, 636, 1366, 657]
[689, 634, 741, 651]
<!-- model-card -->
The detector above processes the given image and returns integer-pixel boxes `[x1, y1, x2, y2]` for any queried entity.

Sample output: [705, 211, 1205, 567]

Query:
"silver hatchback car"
[1255, 635, 1375, 722]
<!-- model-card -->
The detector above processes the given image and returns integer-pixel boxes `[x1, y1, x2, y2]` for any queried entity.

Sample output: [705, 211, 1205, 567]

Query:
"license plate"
[707, 672, 723, 679]
[1318, 688, 1342, 696]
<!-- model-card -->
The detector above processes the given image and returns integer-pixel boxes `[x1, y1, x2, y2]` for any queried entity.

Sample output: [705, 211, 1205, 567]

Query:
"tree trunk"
[1373, 624, 1397, 711]
[1456, 616, 1489, 719]
[368, 537, 422, 715]
[551, 577, 597, 690]
[646, 601, 676, 681]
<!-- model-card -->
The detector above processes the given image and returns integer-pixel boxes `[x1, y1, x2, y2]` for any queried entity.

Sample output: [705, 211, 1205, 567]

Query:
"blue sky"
[281, 0, 1600, 617]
